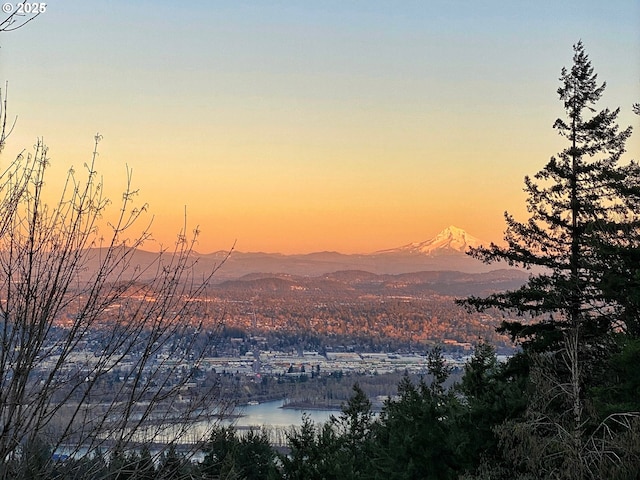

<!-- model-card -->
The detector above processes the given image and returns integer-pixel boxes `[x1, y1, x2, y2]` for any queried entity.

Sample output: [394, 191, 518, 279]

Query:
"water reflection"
[229, 400, 340, 428]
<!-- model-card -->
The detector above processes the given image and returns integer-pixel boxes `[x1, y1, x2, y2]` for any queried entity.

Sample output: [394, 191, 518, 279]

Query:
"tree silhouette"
[0, 133, 230, 479]
[463, 41, 636, 347]
[460, 41, 640, 479]
[0, 0, 43, 33]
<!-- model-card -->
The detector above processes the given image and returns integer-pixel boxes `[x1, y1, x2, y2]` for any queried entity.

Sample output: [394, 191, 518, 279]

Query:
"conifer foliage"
[462, 41, 638, 348]
[460, 42, 640, 479]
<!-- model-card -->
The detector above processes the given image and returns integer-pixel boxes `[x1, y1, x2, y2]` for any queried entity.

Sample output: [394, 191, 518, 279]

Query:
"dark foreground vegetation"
[7, 337, 640, 480]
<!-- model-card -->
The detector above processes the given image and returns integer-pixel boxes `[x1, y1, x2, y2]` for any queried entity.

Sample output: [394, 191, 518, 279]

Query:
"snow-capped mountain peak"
[378, 226, 483, 256]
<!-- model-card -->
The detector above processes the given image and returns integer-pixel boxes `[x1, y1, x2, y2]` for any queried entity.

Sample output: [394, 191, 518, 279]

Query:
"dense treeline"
[213, 368, 444, 409]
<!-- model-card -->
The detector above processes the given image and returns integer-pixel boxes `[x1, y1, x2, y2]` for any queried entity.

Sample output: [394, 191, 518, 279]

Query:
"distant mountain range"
[199, 225, 502, 280]
[83, 226, 506, 282]
[215, 268, 528, 298]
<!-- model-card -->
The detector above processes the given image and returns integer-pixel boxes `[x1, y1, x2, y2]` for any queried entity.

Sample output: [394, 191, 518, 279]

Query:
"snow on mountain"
[377, 226, 484, 256]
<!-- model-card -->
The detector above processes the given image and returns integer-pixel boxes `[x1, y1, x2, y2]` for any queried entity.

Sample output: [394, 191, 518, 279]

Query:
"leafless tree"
[0, 84, 16, 152]
[489, 348, 640, 480]
[0, 0, 42, 33]
[0, 132, 231, 479]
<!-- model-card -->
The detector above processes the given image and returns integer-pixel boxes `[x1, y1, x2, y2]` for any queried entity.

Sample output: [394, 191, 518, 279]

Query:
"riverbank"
[281, 400, 344, 411]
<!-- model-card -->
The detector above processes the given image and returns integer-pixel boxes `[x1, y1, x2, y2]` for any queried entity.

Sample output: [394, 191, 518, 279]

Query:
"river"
[226, 400, 340, 428]
[55, 400, 341, 458]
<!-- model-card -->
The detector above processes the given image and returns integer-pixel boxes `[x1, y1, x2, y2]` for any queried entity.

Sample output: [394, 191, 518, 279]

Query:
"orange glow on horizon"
[2, 1, 637, 255]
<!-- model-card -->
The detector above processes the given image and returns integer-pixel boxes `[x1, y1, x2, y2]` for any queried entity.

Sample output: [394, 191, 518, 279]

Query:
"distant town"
[42, 264, 524, 416]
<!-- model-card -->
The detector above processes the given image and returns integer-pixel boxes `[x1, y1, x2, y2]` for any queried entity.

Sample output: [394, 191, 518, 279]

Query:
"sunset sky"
[1, 1, 638, 254]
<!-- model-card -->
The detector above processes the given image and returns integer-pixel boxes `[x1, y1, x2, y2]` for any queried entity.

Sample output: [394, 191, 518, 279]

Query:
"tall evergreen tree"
[459, 42, 640, 479]
[462, 41, 636, 349]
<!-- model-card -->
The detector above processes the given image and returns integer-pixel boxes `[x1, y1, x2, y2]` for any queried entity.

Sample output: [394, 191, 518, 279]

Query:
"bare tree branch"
[0, 135, 231, 479]
[0, 83, 18, 152]
[0, 1, 42, 33]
